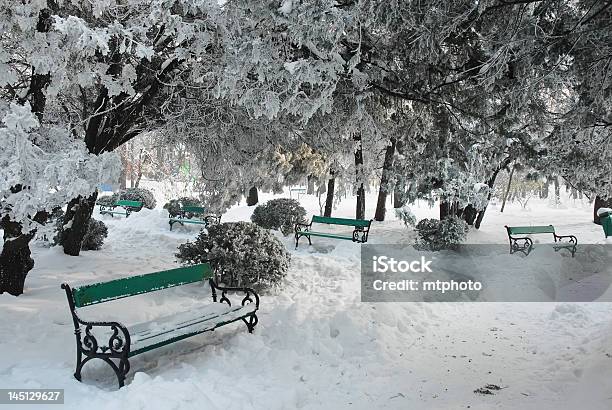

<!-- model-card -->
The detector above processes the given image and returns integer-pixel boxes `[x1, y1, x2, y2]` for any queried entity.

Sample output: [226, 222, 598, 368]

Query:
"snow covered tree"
[0, 103, 118, 295]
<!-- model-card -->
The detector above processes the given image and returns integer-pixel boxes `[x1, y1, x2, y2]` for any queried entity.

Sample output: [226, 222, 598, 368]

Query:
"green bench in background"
[295, 215, 373, 249]
[169, 205, 221, 230]
[99, 199, 143, 218]
[597, 208, 612, 238]
[289, 187, 307, 199]
[505, 225, 577, 256]
[61, 263, 259, 388]
[603, 216, 612, 238]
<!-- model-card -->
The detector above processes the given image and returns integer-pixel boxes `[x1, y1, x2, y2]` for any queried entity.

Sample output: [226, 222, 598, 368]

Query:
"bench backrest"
[506, 225, 555, 235]
[312, 215, 371, 228]
[116, 199, 143, 208]
[71, 263, 213, 308]
[182, 205, 205, 214]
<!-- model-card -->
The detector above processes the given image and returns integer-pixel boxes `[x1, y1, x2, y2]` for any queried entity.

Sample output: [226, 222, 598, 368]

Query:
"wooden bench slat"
[169, 218, 207, 224]
[72, 264, 213, 307]
[115, 200, 143, 207]
[507, 225, 555, 235]
[301, 231, 353, 240]
[312, 215, 371, 227]
[129, 303, 257, 356]
[181, 205, 205, 213]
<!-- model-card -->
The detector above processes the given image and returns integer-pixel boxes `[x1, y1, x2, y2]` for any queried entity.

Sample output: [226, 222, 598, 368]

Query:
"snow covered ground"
[1, 189, 612, 410]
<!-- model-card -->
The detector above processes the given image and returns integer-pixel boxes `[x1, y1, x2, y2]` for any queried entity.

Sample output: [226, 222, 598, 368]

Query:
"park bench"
[168, 205, 221, 230]
[505, 225, 578, 256]
[61, 263, 259, 388]
[289, 187, 307, 199]
[99, 199, 143, 218]
[597, 208, 612, 238]
[295, 215, 372, 249]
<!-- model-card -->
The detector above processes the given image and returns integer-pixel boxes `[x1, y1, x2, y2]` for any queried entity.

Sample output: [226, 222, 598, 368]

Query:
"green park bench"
[597, 208, 612, 238]
[168, 205, 221, 230]
[99, 199, 143, 218]
[61, 263, 259, 388]
[505, 225, 578, 256]
[295, 215, 373, 249]
[603, 215, 612, 238]
[289, 187, 307, 199]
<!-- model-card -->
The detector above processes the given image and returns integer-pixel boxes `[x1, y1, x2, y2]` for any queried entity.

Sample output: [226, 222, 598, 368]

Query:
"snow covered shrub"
[176, 222, 290, 290]
[415, 216, 468, 251]
[53, 211, 108, 251]
[96, 195, 116, 207]
[80, 219, 109, 251]
[118, 188, 156, 209]
[251, 198, 307, 235]
[163, 197, 201, 217]
[395, 206, 416, 228]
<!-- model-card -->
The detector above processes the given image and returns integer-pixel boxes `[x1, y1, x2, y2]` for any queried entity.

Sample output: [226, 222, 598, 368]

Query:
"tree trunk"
[374, 137, 397, 221]
[61, 192, 98, 256]
[462, 204, 478, 225]
[440, 201, 452, 220]
[135, 163, 143, 188]
[554, 176, 560, 205]
[0, 218, 35, 296]
[324, 178, 335, 217]
[594, 196, 612, 224]
[354, 133, 365, 220]
[500, 165, 515, 213]
[307, 176, 315, 195]
[62, 35, 180, 257]
[0, 8, 54, 294]
[119, 146, 128, 189]
[393, 185, 405, 208]
[474, 169, 502, 229]
[246, 186, 258, 206]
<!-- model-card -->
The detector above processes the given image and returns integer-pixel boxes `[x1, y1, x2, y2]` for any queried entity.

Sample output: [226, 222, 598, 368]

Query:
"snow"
[1, 188, 611, 409]
[597, 208, 612, 217]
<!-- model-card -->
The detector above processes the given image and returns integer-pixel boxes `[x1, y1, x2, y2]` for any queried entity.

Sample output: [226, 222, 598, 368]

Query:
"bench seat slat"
[181, 206, 205, 214]
[129, 303, 256, 355]
[301, 231, 353, 240]
[115, 200, 143, 208]
[312, 215, 370, 227]
[72, 264, 213, 307]
[169, 218, 207, 224]
[507, 225, 555, 235]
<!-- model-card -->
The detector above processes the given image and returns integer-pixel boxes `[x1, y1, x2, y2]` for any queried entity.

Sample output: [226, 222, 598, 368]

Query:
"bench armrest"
[554, 234, 578, 245]
[61, 283, 131, 355]
[294, 221, 312, 233]
[76, 318, 131, 355]
[209, 279, 260, 310]
[204, 215, 221, 226]
[352, 221, 372, 243]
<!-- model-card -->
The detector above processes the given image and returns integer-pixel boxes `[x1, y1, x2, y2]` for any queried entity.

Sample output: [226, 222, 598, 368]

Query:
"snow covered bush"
[164, 197, 201, 217]
[395, 206, 416, 228]
[96, 195, 116, 207]
[119, 188, 156, 209]
[53, 211, 108, 251]
[81, 219, 109, 251]
[251, 198, 307, 235]
[98, 188, 156, 209]
[176, 222, 290, 290]
[415, 216, 468, 251]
